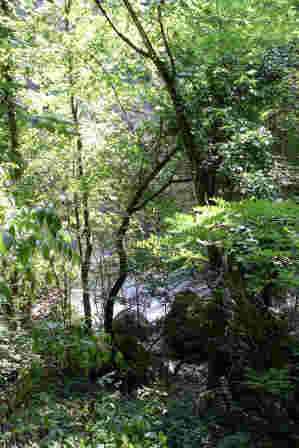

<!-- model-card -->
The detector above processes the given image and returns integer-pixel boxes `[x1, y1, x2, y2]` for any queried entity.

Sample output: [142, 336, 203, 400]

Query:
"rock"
[112, 310, 156, 392]
[163, 290, 227, 365]
[163, 290, 235, 389]
[113, 309, 152, 341]
[113, 332, 153, 393]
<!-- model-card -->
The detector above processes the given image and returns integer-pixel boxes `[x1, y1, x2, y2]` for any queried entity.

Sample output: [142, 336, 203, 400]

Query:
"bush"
[85, 389, 168, 448]
[154, 393, 204, 448]
[161, 198, 299, 305]
[31, 320, 115, 378]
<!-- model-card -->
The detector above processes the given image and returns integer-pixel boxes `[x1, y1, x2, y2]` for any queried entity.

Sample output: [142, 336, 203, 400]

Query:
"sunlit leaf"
[0, 231, 13, 254]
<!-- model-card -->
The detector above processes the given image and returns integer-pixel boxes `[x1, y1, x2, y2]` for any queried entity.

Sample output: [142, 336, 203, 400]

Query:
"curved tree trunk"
[104, 144, 179, 333]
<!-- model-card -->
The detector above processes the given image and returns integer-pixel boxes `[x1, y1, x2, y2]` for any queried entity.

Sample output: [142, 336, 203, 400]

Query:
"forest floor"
[0, 289, 209, 448]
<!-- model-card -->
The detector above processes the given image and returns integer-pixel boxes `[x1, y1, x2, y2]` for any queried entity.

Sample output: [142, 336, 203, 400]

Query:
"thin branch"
[134, 175, 192, 210]
[65, 0, 72, 15]
[94, 0, 150, 58]
[134, 175, 174, 210]
[137, 117, 165, 179]
[70, 95, 78, 122]
[2, 69, 24, 180]
[130, 144, 180, 213]
[157, 1, 176, 77]
[121, 0, 159, 62]
[105, 141, 179, 332]
[89, 59, 135, 132]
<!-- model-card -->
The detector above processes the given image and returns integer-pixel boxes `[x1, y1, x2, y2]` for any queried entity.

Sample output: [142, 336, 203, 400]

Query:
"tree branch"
[89, 58, 135, 132]
[130, 144, 180, 213]
[157, 1, 176, 77]
[94, 0, 150, 58]
[104, 142, 180, 332]
[171, 177, 192, 183]
[133, 175, 174, 210]
[95, 0, 207, 204]
[121, 0, 159, 62]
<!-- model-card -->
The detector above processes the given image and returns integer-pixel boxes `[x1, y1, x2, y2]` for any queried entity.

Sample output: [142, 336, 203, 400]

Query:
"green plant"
[84, 390, 168, 448]
[160, 199, 299, 302]
[31, 321, 116, 378]
[216, 432, 250, 448]
[245, 366, 295, 398]
[153, 393, 203, 448]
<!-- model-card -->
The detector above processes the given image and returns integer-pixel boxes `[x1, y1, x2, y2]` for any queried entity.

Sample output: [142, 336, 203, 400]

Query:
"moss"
[113, 310, 151, 342]
[164, 291, 227, 363]
[114, 333, 153, 389]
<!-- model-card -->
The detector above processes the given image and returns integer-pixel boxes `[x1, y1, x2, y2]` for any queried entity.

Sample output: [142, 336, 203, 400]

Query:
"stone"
[163, 290, 227, 365]
[113, 309, 152, 342]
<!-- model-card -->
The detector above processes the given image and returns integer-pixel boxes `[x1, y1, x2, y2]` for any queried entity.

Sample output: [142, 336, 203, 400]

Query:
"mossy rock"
[113, 309, 151, 342]
[114, 333, 153, 389]
[112, 311, 153, 385]
[163, 290, 227, 364]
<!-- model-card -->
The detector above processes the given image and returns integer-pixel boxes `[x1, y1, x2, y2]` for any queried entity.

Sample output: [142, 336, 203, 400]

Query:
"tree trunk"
[66, 0, 93, 329]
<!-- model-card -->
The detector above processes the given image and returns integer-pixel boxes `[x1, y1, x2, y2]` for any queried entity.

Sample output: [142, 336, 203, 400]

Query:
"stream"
[70, 287, 169, 325]
[0, 286, 168, 335]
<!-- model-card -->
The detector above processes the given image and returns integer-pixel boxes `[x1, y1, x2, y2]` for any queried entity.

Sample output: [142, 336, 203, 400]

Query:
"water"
[70, 288, 168, 324]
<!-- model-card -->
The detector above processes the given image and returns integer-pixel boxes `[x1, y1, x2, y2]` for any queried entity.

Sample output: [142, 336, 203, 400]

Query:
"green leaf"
[0, 103, 9, 114]
[0, 231, 13, 254]
[0, 81, 27, 90]
[0, 24, 14, 39]
[34, 206, 47, 225]
[42, 245, 50, 260]
[0, 281, 12, 299]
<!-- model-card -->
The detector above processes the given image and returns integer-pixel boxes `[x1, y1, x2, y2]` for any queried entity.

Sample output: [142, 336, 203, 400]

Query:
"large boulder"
[114, 332, 153, 390]
[113, 309, 152, 342]
[163, 290, 233, 389]
[163, 290, 227, 365]
[112, 310, 154, 392]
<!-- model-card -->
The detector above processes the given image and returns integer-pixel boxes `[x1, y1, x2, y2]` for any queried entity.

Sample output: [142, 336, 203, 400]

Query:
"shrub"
[31, 320, 115, 378]
[154, 393, 204, 448]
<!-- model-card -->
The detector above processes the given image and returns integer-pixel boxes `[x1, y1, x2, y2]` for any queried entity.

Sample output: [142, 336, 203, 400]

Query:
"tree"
[1, 0, 184, 332]
[0, 2, 26, 185]
[93, 0, 298, 204]
[1, 0, 297, 334]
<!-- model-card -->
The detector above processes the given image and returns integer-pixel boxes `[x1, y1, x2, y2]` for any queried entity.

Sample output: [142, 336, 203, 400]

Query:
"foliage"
[159, 199, 299, 300]
[216, 432, 250, 448]
[215, 342, 299, 446]
[0, 204, 79, 320]
[245, 365, 295, 397]
[0, 0, 298, 445]
[153, 392, 204, 448]
[239, 170, 281, 200]
[31, 321, 118, 378]
[84, 390, 168, 448]
[2, 371, 169, 448]
[185, 46, 298, 199]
